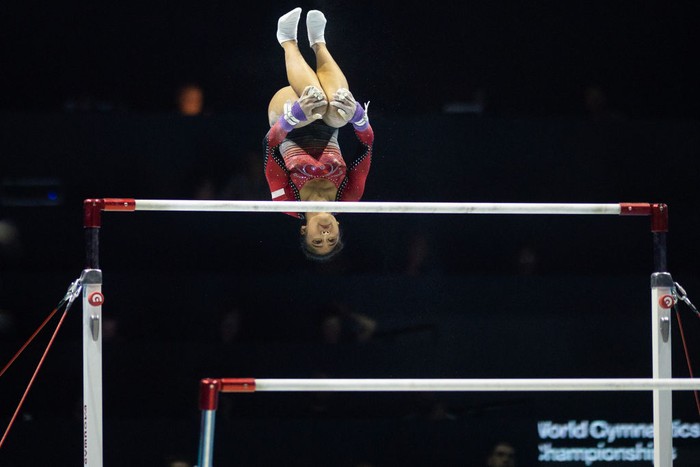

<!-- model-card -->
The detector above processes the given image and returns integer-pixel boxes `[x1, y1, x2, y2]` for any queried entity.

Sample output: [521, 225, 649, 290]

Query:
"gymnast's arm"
[262, 128, 303, 219]
[338, 123, 373, 201]
[263, 123, 292, 200]
[336, 100, 373, 201]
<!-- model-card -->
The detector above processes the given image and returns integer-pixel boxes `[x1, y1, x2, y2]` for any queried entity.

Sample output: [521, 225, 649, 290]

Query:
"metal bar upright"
[82, 269, 103, 467]
[651, 272, 674, 467]
[198, 379, 221, 467]
[83, 199, 104, 467]
[650, 203, 672, 467]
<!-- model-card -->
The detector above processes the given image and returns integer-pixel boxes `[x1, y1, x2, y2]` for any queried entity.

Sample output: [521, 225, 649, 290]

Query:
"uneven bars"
[94, 199, 660, 215]
[213, 378, 700, 393]
[197, 376, 695, 467]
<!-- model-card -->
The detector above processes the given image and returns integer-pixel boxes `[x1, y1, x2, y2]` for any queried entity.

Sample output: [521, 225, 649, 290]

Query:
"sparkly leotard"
[263, 119, 374, 218]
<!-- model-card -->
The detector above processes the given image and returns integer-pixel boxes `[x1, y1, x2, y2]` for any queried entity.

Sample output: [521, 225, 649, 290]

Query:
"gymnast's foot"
[306, 10, 327, 47]
[277, 7, 302, 45]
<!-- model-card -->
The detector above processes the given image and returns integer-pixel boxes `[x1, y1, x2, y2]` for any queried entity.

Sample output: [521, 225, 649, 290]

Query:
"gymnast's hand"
[329, 88, 358, 122]
[298, 85, 328, 121]
[330, 88, 369, 130]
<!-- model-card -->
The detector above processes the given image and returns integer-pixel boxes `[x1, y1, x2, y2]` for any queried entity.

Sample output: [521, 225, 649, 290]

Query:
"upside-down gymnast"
[264, 7, 374, 261]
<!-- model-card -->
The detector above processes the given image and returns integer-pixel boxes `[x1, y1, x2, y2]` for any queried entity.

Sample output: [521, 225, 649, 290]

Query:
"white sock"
[277, 7, 302, 45]
[306, 10, 326, 47]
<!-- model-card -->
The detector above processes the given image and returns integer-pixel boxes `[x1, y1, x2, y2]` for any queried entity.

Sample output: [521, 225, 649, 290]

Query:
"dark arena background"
[1, 1, 700, 466]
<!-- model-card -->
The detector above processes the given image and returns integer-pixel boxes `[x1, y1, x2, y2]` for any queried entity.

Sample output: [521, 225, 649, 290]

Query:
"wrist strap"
[280, 101, 307, 131]
[351, 101, 369, 131]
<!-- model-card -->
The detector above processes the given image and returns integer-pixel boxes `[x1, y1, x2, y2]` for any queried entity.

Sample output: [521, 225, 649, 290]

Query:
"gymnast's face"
[301, 212, 340, 255]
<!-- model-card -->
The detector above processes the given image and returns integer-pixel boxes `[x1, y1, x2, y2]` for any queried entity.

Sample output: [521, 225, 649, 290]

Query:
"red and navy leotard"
[263, 119, 374, 218]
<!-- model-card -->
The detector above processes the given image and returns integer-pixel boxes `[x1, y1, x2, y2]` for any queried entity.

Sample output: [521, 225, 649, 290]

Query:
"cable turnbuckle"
[61, 273, 85, 307]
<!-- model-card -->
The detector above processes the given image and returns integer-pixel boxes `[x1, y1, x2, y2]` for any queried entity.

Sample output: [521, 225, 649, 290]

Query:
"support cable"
[674, 281, 700, 417]
[0, 275, 83, 448]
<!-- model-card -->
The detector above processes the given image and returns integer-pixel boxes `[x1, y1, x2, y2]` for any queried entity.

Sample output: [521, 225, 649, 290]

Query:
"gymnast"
[264, 7, 374, 261]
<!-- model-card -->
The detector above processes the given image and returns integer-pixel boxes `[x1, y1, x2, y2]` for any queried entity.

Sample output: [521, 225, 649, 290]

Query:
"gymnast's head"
[300, 212, 344, 261]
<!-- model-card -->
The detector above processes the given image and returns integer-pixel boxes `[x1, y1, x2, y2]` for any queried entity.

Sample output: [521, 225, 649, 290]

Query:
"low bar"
[218, 378, 700, 393]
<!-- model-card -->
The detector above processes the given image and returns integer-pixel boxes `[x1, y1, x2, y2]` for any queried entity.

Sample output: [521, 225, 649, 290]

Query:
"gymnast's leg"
[268, 8, 328, 127]
[305, 10, 353, 128]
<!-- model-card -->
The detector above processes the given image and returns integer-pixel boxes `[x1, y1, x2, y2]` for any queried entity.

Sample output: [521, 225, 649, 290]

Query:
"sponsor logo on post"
[88, 292, 104, 306]
[659, 294, 675, 309]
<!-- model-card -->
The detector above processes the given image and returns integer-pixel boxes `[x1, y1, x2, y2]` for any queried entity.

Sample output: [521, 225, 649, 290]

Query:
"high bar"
[216, 378, 700, 393]
[96, 199, 657, 215]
